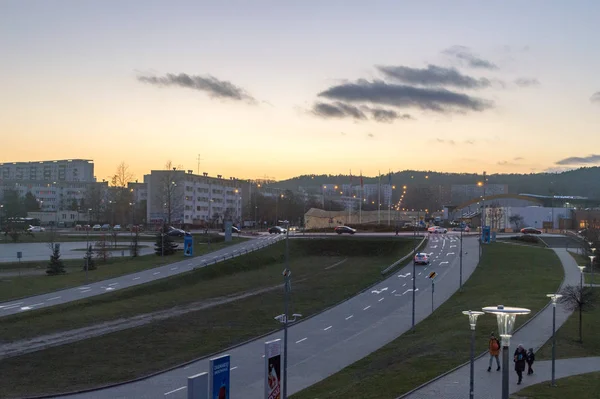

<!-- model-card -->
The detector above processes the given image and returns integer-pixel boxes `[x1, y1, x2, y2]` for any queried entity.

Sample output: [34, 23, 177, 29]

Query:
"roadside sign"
[265, 339, 282, 399]
[209, 355, 230, 399]
[17, 251, 22, 259]
[428, 271, 437, 279]
[184, 235, 194, 257]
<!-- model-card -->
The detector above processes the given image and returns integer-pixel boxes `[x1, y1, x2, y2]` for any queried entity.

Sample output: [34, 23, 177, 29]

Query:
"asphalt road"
[57, 233, 480, 399]
[0, 235, 283, 317]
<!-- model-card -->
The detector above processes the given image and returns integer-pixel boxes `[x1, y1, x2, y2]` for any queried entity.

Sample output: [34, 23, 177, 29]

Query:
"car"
[334, 226, 356, 235]
[414, 252, 430, 265]
[268, 226, 287, 234]
[113, 225, 122, 231]
[223, 226, 241, 233]
[92, 224, 102, 231]
[83, 224, 91, 231]
[166, 227, 186, 237]
[428, 226, 447, 234]
[521, 227, 542, 234]
[101, 224, 111, 231]
[27, 225, 46, 233]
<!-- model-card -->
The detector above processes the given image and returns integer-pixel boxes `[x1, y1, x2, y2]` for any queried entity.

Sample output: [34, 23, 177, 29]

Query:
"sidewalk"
[402, 248, 583, 399]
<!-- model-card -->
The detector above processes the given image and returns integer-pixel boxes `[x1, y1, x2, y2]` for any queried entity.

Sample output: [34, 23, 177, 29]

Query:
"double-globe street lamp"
[482, 305, 531, 399]
[546, 293, 563, 387]
[462, 310, 485, 399]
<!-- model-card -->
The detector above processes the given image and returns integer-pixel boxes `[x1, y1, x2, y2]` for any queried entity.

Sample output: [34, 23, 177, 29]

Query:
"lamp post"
[588, 247, 595, 285]
[281, 219, 291, 399]
[463, 310, 485, 399]
[546, 294, 563, 387]
[459, 215, 464, 291]
[411, 211, 419, 330]
[578, 265, 585, 290]
[482, 305, 531, 399]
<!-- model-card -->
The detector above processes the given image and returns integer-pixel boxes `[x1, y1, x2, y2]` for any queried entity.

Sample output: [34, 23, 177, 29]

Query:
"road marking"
[391, 289, 396, 294]
[164, 386, 186, 395]
[78, 287, 91, 290]
[440, 261, 449, 265]
[2, 304, 22, 310]
[363, 305, 371, 311]
[0, 302, 23, 308]
[81, 289, 92, 293]
[231, 366, 238, 371]
[133, 277, 140, 280]
[170, 267, 178, 271]
[108, 283, 119, 286]
[418, 272, 422, 276]
[447, 252, 455, 256]
[402, 288, 419, 295]
[324, 326, 332, 331]
[403, 283, 406, 287]
[371, 287, 388, 294]
[398, 273, 411, 278]
[345, 315, 354, 320]
[378, 297, 384, 302]
[296, 338, 307, 344]
[450, 245, 457, 248]
[47, 296, 61, 301]
[153, 272, 161, 275]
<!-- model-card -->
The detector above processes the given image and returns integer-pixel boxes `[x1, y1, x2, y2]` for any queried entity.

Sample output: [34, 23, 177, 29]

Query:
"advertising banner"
[184, 235, 194, 257]
[224, 221, 232, 242]
[209, 355, 230, 399]
[265, 339, 282, 399]
[482, 226, 491, 244]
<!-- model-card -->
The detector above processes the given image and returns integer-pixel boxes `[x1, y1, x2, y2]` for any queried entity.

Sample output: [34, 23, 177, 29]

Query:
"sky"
[1, 0, 600, 182]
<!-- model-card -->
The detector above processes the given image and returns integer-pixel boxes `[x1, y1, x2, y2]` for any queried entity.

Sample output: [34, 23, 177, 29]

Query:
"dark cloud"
[514, 78, 540, 87]
[363, 106, 413, 123]
[591, 92, 600, 103]
[436, 138, 456, 145]
[137, 73, 256, 103]
[443, 46, 498, 70]
[312, 102, 367, 120]
[377, 64, 491, 89]
[318, 80, 493, 113]
[556, 154, 600, 166]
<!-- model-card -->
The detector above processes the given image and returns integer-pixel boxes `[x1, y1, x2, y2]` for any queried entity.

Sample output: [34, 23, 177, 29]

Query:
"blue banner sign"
[209, 354, 230, 399]
[184, 235, 193, 257]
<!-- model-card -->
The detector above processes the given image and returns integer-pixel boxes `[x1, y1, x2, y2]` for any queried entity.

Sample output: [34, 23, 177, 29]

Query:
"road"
[57, 233, 480, 399]
[0, 235, 283, 317]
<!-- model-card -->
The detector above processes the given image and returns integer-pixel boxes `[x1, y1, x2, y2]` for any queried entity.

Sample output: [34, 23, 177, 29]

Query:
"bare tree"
[111, 162, 134, 188]
[488, 202, 504, 230]
[155, 161, 184, 226]
[558, 284, 598, 343]
[509, 214, 524, 230]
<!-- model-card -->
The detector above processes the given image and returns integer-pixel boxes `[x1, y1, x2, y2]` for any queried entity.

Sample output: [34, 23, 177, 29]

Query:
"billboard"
[184, 235, 194, 257]
[481, 226, 491, 244]
[265, 339, 282, 399]
[209, 354, 230, 399]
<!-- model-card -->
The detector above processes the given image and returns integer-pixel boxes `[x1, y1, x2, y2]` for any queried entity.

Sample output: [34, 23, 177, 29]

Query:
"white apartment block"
[0, 159, 95, 183]
[1, 181, 106, 211]
[147, 170, 243, 226]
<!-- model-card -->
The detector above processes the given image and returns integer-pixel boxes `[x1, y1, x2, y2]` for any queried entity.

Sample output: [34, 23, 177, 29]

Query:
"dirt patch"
[0, 283, 284, 359]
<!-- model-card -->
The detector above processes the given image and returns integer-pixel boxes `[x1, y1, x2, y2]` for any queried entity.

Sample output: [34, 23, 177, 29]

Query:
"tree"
[3, 189, 24, 219]
[23, 192, 40, 213]
[156, 161, 184, 226]
[95, 234, 111, 263]
[111, 162, 134, 189]
[46, 244, 66, 275]
[509, 214, 524, 230]
[488, 202, 504, 230]
[85, 183, 105, 222]
[155, 227, 176, 256]
[558, 284, 598, 343]
[83, 244, 96, 271]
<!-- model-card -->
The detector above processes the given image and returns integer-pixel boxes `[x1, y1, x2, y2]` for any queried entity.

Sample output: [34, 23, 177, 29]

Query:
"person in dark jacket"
[526, 348, 535, 375]
[514, 344, 527, 384]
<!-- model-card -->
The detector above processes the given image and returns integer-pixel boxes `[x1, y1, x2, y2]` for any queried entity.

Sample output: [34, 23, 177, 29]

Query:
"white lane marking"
[296, 338, 307, 344]
[447, 252, 455, 256]
[450, 245, 457, 248]
[32, 303, 44, 307]
[418, 272, 422, 276]
[345, 315, 354, 320]
[363, 305, 371, 311]
[231, 366, 238, 371]
[0, 302, 23, 308]
[170, 267, 178, 271]
[440, 261, 449, 265]
[81, 289, 92, 293]
[133, 277, 141, 280]
[153, 272, 161, 275]
[78, 287, 91, 290]
[391, 289, 396, 294]
[2, 304, 23, 310]
[164, 386, 186, 396]
[324, 326, 332, 331]
[403, 283, 406, 287]
[47, 296, 61, 301]
[398, 273, 411, 278]
[20, 306, 32, 311]
[402, 288, 419, 295]
[108, 283, 119, 286]
[378, 297, 384, 302]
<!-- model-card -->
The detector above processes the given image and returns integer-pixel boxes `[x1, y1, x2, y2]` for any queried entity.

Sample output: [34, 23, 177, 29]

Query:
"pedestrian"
[526, 348, 535, 375]
[514, 344, 527, 384]
[487, 332, 501, 372]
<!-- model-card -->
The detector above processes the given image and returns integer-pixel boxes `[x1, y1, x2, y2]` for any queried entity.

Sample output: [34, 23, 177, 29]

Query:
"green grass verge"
[291, 244, 564, 399]
[0, 237, 248, 302]
[510, 372, 600, 398]
[0, 231, 157, 244]
[0, 237, 415, 398]
[568, 250, 590, 267]
[536, 302, 600, 360]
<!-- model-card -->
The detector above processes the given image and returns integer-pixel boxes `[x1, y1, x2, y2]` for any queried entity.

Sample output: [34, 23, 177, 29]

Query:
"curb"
[395, 248, 568, 399]
[19, 236, 425, 399]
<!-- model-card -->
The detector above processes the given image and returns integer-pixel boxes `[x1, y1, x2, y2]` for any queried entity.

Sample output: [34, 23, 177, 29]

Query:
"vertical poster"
[184, 235, 194, 257]
[209, 354, 230, 399]
[224, 220, 232, 242]
[265, 339, 282, 399]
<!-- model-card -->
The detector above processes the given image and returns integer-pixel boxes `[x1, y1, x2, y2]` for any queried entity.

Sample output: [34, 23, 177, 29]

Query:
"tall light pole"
[411, 209, 420, 330]
[546, 294, 563, 386]
[459, 215, 464, 291]
[280, 219, 296, 399]
[463, 310, 485, 399]
[588, 245, 595, 285]
[482, 305, 531, 399]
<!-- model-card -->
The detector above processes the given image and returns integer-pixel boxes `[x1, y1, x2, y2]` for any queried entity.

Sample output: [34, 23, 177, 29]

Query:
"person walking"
[514, 344, 527, 384]
[487, 332, 501, 372]
[526, 348, 535, 375]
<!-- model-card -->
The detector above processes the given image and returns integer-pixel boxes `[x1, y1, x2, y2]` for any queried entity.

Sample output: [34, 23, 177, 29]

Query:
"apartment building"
[0, 159, 94, 183]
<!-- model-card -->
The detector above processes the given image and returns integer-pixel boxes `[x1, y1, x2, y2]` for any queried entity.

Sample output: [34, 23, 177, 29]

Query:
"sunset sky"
[1, 0, 599, 182]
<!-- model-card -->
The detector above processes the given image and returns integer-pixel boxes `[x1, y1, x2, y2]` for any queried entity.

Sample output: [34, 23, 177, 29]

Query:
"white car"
[414, 253, 430, 265]
[428, 226, 447, 234]
[27, 225, 46, 233]
[113, 225, 122, 231]
[92, 224, 102, 231]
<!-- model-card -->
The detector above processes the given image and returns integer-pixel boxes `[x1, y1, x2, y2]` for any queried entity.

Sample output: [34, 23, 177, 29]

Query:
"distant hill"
[271, 167, 600, 199]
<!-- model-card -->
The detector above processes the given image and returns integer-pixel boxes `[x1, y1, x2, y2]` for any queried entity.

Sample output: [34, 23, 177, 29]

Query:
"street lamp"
[546, 294, 563, 386]
[463, 310, 485, 399]
[588, 247, 595, 285]
[482, 305, 531, 399]
[578, 265, 585, 290]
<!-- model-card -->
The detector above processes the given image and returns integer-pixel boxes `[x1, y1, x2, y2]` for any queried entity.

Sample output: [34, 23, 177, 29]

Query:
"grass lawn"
[0, 236, 248, 302]
[0, 237, 418, 398]
[568, 250, 591, 267]
[510, 372, 600, 398]
[535, 301, 600, 360]
[291, 244, 564, 399]
[0, 231, 157, 244]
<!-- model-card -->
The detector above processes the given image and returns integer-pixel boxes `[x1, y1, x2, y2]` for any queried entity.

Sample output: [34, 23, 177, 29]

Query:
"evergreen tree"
[155, 228, 175, 256]
[83, 244, 96, 271]
[47, 244, 66, 275]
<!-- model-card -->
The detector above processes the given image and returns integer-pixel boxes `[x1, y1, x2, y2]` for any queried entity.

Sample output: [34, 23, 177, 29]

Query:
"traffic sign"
[428, 271, 437, 279]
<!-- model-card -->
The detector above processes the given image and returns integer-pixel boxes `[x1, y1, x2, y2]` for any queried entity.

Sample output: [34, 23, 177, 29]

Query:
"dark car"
[520, 227, 542, 235]
[268, 226, 287, 234]
[334, 226, 356, 235]
[166, 227, 190, 237]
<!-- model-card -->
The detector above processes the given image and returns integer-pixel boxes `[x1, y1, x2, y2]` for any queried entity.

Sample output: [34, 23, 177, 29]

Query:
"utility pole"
[196, 154, 203, 175]
[460, 217, 464, 291]
[412, 209, 419, 330]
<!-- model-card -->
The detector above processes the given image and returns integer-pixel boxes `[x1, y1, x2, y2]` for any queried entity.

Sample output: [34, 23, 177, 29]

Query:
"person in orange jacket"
[487, 332, 501, 372]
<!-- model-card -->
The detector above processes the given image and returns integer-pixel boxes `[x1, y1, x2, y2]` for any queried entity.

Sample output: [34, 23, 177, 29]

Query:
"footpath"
[401, 248, 600, 399]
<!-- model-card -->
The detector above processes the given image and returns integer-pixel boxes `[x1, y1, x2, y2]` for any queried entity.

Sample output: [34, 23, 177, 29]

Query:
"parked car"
[268, 226, 287, 234]
[113, 225, 122, 231]
[101, 224, 111, 231]
[414, 252, 430, 265]
[83, 224, 91, 231]
[520, 227, 542, 234]
[27, 225, 46, 233]
[92, 224, 102, 231]
[166, 227, 190, 237]
[334, 226, 356, 235]
[428, 226, 447, 234]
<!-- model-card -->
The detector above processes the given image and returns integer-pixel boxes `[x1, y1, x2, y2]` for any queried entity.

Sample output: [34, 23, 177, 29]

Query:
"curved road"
[0, 235, 283, 317]
[57, 233, 480, 399]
